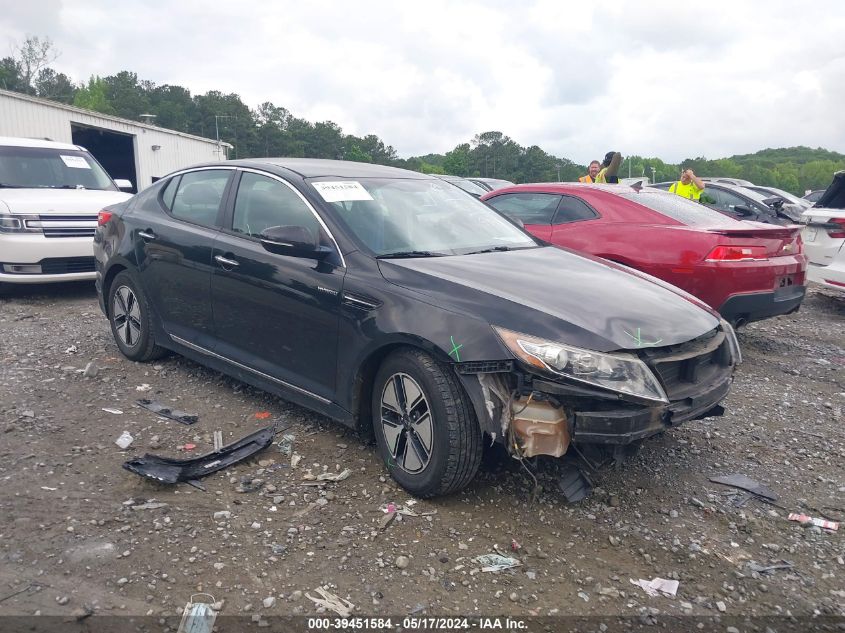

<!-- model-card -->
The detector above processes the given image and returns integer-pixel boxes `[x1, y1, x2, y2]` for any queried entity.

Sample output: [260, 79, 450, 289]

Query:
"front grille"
[455, 360, 514, 374]
[39, 257, 96, 274]
[26, 215, 97, 238]
[641, 328, 732, 401]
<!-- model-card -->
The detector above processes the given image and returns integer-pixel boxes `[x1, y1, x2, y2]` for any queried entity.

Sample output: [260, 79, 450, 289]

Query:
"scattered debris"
[290, 453, 302, 468]
[176, 594, 218, 633]
[475, 554, 522, 572]
[380, 502, 437, 517]
[213, 430, 223, 452]
[182, 443, 197, 451]
[379, 511, 396, 530]
[64, 345, 78, 354]
[788, 513, 839, 531]
[131, 502, 169, 511]
[395, 555, 410, 569]
[511, 538, 522, 552]
[305, 587, 354, 617]
[254, 411, 272, 420]
[709, 474, 778, 501]
[82, 362, 98, 378]
[136, 399, 198, 425]
[630, 577, 679, 597]
[314, 468, 351, 482]
[278, 434, 295, 456]
[115, 431, 134, 450]
[136, 383, 152, 392]
[558, 462, 592, 503]
[746, 561, 794, 574]
[213, 511, 232, 520]
[123, 426, 274, 484]
[67, 605, 94, 622]
[102, 408, 123, 415]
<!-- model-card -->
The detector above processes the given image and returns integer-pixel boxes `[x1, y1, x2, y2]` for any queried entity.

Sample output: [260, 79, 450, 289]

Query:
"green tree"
[34, 68, 76, 103]
[73, 76, 114, 114]
[443, 143, 471, 176]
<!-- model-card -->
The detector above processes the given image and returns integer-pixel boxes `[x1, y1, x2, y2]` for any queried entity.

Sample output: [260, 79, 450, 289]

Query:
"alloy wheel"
[112, 285, 142, 348]
[380, 372, 433, 474]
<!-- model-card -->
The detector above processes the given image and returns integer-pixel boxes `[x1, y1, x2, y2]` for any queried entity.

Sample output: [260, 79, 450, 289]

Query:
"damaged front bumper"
[456, 328, 735, 457]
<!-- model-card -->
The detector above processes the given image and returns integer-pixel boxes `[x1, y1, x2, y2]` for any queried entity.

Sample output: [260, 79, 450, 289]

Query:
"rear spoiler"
[706, 225, 802, 239]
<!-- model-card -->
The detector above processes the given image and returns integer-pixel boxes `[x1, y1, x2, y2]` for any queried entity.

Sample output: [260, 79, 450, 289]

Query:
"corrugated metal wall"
[0, 89, 227, 190]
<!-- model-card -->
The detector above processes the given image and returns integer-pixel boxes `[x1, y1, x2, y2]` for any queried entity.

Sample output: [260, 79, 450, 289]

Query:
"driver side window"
[232, 172, 321, 239]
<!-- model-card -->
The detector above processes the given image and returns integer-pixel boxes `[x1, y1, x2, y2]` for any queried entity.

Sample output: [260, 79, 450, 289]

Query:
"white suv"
[0, 136, 133, 293]
[801, 170, 845, 292]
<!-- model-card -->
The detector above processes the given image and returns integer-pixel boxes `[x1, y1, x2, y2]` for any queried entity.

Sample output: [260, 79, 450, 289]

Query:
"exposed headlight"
[719, 319, 742, 365]
[493, 326, 669, 404]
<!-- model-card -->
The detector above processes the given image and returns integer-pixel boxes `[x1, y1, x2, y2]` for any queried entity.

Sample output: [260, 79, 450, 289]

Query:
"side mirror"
[259, 225, 329, 259]
[114, 179, 133, 191]
[762, 196, 784, 209]
[733, 205, 755, 216]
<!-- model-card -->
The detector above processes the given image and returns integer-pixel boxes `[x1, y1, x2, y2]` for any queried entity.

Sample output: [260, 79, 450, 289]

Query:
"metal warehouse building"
[0, 88, 229, 192]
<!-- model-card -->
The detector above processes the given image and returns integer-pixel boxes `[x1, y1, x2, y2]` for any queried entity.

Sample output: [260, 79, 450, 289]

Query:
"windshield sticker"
[60, 155, 92, 169]
[312, 181, 374, 203]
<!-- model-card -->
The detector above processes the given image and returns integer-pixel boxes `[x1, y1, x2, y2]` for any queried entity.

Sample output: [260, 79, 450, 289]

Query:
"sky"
[2, 0, 845, 163]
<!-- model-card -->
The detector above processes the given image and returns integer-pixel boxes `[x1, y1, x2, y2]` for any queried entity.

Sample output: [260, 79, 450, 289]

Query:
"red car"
[481, 184, 806, 326]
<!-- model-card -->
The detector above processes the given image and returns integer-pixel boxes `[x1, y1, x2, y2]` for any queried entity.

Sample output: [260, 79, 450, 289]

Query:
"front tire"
[372, 348, 482, 498]
[107, 271, 165, 362]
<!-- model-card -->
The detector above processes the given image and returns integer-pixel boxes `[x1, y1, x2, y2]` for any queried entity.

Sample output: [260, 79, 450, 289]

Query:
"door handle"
[214, 254, 239, 267]
[138, 230, 156, 240]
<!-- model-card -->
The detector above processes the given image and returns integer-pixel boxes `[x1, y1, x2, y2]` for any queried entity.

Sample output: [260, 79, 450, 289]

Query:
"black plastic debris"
[123, 426, 274, 484]
[558, 462, 592, 503]
[709, 474, 778, 501]
[136, 399, 199, 425]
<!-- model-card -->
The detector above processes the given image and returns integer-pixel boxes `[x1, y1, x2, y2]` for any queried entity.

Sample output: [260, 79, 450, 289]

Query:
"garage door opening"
[71, 124, 138, 193]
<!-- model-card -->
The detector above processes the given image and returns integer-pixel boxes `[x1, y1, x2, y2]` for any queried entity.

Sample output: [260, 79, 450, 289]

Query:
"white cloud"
[2, 0, 844, 162]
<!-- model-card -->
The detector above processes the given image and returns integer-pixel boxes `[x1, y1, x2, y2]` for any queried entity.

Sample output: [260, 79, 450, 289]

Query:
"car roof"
[228, 158, 430, 179]
[486, 182, 644, 195]
[0, 136, 84, 150]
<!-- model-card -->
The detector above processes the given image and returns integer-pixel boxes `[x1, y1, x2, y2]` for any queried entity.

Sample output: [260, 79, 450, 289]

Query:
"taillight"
[705, 245, 768, 261]
[828, 218, 845, 239]
[97, 210, 113, 226]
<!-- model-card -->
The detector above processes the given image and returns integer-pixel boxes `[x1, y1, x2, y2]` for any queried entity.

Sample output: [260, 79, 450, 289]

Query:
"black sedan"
[94, 159, 740, 497]
[652, 181, 798, 224]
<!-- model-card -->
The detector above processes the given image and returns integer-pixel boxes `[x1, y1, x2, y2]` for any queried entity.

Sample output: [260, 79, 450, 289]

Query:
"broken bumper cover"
[123, 426, 274, 484]
[533, 375, 731, 445]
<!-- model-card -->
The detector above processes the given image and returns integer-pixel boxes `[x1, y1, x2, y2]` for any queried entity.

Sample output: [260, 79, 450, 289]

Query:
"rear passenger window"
[169, 170, 230, 227]
[161, 176, 180, 211]
[486, 193, 561, 225]
[232, 172, 321, 239]
[554, 196, 598, 224]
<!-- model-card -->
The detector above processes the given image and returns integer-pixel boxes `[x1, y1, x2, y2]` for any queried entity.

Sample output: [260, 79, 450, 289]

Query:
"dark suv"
[94, 159, 740, 497]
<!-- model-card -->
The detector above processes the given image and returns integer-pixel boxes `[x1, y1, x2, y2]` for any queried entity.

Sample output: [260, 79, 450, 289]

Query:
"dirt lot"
[0, 282, 843, 624]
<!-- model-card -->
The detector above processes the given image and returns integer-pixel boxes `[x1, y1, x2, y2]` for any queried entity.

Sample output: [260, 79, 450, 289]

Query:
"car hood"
[0, 188, 132, 215]
[815, 171, 845, 210]
[379, 246, 720, 353]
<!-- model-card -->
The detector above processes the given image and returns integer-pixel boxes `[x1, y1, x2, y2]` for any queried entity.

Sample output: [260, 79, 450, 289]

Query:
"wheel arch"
[349, 335, 456, 438]
[101, 263, 129, 317]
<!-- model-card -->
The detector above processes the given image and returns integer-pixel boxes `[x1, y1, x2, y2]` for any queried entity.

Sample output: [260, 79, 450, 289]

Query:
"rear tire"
[107, 271, 165, 362]
[372, 348, 482, 498]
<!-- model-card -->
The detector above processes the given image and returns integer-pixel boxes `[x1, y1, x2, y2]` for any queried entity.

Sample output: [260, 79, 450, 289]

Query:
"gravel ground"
[0, 282, 843, 623]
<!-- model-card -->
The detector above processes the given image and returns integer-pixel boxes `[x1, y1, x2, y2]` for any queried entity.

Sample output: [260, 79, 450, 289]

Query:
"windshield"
[311, 177, 537, 256]
[439, 176, 488, 197]
[750, 186, 806, 206]
[0, 146, 117, 190]
[620, 190, 744, 226]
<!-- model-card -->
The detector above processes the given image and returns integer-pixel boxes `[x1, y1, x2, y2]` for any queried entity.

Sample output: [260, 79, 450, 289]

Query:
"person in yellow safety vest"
[669, 169, 706, 200]
[594, 151, 622, 183]
[579, 160, 601, 183]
